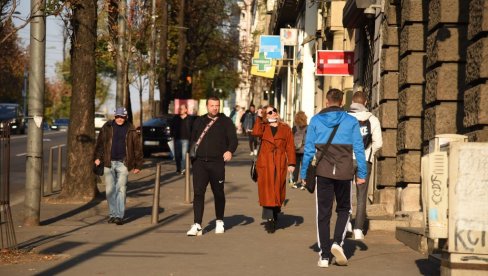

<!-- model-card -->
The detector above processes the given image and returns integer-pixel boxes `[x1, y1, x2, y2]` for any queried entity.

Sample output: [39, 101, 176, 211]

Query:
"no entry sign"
[316, 50, 354, 76]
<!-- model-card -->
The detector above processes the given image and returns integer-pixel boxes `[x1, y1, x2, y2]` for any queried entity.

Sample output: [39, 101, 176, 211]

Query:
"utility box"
[421, 135, 468, 239]
[442, 142, 488, 275]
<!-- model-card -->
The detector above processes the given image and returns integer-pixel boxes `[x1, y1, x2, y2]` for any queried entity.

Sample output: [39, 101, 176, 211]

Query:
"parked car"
[141, 115, 173, 157]
[94, 112, 108, 130]
[51, 118, 70, 131]
[0, 103, 26, 134]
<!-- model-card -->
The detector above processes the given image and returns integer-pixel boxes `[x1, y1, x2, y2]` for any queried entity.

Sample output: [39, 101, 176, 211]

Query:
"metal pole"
[46, 146, 55, 195]
[151, 163, 161, 224]
[116, 0, 127, 107]
[148, 0, 157, 117]
[184, 152, 191, 204]
[56, 145, 63, 191]
[24, 0, 46, 226]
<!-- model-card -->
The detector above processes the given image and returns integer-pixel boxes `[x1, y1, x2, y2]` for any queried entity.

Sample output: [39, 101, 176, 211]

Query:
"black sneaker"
[107, 217, 116, 223]
[114, 218, 124, 225]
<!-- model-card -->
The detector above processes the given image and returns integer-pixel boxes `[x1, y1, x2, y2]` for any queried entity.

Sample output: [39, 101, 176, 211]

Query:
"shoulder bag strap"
[195, 117, 219, 147]
[314, 124, 339, 165]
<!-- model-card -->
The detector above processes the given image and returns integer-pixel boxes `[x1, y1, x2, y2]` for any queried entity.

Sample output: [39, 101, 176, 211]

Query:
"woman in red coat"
[252, 105, 296, 233]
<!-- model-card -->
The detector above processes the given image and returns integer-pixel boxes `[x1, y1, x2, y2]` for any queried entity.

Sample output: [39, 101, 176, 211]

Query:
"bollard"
[151, 163, 161, 224]
[46, 146, 56, 196]
[184, 152, 191, 204]
[56, 145, 64, 191]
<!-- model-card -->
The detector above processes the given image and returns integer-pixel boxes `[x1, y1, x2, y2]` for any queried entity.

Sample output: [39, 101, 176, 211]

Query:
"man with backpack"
[348, 91, 383, 240]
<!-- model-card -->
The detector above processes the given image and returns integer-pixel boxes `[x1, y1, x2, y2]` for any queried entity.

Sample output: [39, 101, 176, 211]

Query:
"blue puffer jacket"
[300, 106, 367, 180]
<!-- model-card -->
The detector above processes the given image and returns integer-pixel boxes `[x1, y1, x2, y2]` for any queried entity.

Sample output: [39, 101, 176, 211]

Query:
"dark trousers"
[292, 153, 303, 182]
[316, 176, 351, 259]
[247, 132, 257, 151]
[354, 162, 372, 230]
[192, 159, 226, 224]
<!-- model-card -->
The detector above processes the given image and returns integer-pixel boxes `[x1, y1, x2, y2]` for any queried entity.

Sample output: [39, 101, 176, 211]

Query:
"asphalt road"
[7, 130, 68, 206]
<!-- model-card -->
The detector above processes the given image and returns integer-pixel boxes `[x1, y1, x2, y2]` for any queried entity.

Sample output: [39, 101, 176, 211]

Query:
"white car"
[94, 112, 108, 130]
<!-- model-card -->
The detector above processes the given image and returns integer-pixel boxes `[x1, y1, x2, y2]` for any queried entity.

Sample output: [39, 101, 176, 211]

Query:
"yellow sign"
[251, 51, 276, 78]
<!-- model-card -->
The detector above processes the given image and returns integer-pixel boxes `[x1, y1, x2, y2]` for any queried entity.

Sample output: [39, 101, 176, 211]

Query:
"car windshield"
[143, 118, 169, 126]
[54, 119, 69, 125]
[0, 105, 17, 119]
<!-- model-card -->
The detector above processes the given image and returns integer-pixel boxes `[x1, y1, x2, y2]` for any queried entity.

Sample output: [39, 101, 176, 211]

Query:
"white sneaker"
[186, 223, 203, 236]
[250, 151, 254, 156]
[215, 220, 225, 234]
[331, 243, 348, 265]
[346, 221, 352, 233]
[353, 229, 364, 240]
[253, 149, 258, 155]
[317, 257, 329, 268]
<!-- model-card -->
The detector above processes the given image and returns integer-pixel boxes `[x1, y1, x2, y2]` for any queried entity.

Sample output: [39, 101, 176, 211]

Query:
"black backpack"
[358, 119, 372, 149]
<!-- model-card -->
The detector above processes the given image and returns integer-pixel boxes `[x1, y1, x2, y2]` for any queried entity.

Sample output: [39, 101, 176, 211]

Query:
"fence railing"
[0, 122, 17, 250]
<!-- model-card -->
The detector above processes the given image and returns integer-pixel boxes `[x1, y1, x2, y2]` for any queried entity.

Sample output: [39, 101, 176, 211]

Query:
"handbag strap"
[313, 124, 339, 166]
[195, 117, 218, 146]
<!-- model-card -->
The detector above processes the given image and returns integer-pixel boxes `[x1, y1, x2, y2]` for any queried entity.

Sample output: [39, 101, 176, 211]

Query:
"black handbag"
[189, 143, 198, 159]
[93, 162, 104, 176]
[250, 144, 260, 182]
[303, 125, 339, 193]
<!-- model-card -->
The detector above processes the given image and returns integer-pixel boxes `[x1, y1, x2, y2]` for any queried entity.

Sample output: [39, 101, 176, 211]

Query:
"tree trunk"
[157, 0, 169, 114]
[59, 0, 98, 201]
[174, 0, 187, 98]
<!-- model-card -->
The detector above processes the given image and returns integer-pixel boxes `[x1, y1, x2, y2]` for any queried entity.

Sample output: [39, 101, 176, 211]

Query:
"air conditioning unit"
[421, 134, 468, 239]
[421, 151, 448, 239]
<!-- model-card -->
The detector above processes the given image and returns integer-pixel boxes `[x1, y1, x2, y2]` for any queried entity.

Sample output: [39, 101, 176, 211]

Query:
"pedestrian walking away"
[94, 107, 144, 225]
[186, 96, 238, 236]
[347, 91, 383, 240]
[291, 111, 308, 190]
[241, 104, 258, 156]
[171, 104, 195, 175]
[300, 89, 367, 268]
[252, 105, 296, 233]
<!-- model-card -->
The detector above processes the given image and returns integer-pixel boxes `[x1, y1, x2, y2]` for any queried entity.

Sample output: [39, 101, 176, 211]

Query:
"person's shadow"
[309, 239, 368, 264]
[204, 215, 254, 232]
[276, 213, 304, 230]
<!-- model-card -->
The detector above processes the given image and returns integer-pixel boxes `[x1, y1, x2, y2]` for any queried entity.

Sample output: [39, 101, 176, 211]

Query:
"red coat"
[252, 118, 296, 207]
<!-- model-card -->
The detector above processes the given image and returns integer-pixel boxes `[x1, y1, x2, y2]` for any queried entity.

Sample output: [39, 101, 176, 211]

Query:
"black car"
[141, 115, 173, 157]
[51, 118, 70, 131]
[0, 103, 26, 134]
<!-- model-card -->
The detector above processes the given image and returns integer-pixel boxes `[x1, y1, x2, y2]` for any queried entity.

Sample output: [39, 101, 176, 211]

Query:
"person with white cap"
[94, 107, 144, 225]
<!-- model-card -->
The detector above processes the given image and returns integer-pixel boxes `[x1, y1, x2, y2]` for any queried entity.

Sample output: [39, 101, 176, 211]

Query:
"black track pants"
[192, 159, 226, 224]
[316, 176, 351, 259]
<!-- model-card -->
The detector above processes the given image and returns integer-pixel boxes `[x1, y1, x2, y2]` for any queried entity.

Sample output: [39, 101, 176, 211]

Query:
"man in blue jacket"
[301, 88, 367, 268]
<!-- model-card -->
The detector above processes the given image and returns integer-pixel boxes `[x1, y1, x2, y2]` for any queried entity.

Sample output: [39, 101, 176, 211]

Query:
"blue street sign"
[259, 35, 282, 59]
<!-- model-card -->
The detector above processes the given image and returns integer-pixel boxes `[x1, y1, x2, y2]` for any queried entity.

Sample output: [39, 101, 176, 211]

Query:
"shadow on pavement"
[123, 206, 165, 224]
[40, 198, 103, 226]
[204, 214, 255, 232]
[415, 259, 440, 276]
[276, 213, 304, 230]
[308, 239, 368, 259]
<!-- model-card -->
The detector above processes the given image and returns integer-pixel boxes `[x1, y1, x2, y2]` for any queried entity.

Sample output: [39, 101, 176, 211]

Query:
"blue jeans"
[104, 161, 129, 218]
[175, 139, 189, 172]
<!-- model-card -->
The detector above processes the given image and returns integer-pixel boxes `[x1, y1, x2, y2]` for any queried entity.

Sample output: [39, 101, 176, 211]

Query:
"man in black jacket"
[171, 104, 194, 174]
[186, 96, 238, 236]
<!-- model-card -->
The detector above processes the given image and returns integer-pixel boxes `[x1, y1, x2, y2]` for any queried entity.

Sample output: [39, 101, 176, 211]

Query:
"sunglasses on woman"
[267, 108, 277, 115]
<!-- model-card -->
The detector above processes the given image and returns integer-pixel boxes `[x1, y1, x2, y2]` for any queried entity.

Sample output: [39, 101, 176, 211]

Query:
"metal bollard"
[151, 163, 161, 224]
[56, 145, 65, 191]
[184, 152, 191, 204]
[46, 146, 56, 195]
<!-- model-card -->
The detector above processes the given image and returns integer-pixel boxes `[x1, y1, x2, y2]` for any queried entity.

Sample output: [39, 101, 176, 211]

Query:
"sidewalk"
[1, 137, 440, 276]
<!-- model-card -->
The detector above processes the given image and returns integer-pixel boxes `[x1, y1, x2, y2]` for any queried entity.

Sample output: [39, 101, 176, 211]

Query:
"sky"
[14, 1, 148, 114]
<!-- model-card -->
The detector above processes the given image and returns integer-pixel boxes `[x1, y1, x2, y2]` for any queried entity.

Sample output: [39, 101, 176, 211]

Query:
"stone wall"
[466, 0, 488, 141]
[376, 0, 399, 193]
[396, 0, 426, 199]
